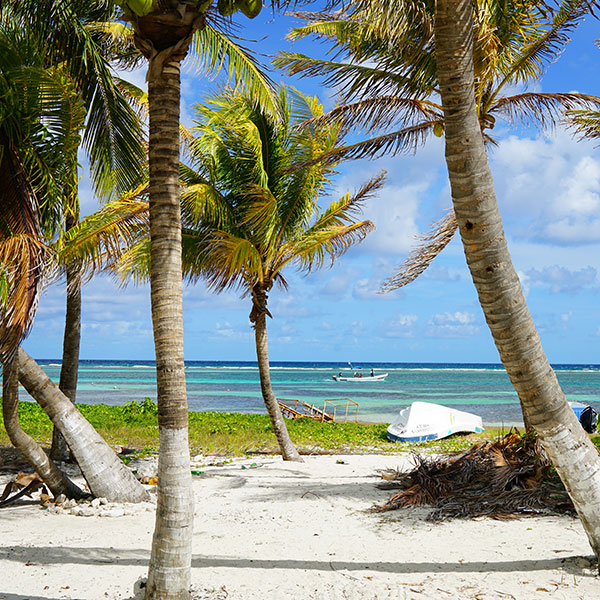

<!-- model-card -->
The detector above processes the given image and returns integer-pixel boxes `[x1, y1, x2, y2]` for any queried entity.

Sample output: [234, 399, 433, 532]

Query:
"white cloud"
[426, 311, 481, 338]
[382, 314, 418, 338]
[214, 321, 251, 340]
[517, 269, 530, 298]
[359, 183, 426, 255]
[492, 131, 600, 245]
[525, 265, 598, 294]
[561, 311, 573, 323]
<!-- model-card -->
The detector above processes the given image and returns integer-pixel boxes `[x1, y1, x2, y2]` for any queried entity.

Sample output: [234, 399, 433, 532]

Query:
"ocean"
[24, 360, 600, 426]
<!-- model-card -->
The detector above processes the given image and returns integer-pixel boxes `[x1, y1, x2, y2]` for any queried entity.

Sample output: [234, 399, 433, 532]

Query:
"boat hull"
[333, 373, 388, 381]
[387, 401, 484, 443]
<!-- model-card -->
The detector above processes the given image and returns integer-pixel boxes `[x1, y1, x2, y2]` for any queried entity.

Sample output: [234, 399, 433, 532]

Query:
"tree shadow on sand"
[0, 544, 595, 577]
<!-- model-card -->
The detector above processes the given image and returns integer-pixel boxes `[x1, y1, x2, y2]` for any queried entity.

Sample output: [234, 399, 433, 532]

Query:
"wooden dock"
[277, 397, 359, 423]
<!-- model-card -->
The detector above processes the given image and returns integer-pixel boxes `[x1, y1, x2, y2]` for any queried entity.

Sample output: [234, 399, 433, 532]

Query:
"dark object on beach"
[579, 406, 597, 433]
[573, 404, 597, 434]
[0, 473, 48, 508]
[375, 432, 576, 520]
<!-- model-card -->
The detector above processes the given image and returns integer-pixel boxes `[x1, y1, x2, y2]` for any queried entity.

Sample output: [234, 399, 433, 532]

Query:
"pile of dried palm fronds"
[376, 432, 575, 520]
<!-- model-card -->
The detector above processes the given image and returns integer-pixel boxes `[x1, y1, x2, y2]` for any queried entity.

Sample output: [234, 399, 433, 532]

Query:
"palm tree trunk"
[2, 353, 85, 499]
[17, 347, 148, 503]
[434, 0, 600, 561]
[252, 286, 302, 462]
[142, 41, 194, 600]
[51, 211, 82, 462]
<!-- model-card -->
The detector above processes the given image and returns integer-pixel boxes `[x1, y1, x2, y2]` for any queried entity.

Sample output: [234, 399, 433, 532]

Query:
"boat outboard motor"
[578, 406, 597, 434]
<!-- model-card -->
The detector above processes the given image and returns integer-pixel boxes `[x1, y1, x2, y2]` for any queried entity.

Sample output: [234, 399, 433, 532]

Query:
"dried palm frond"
[380, 210, 457, 292]
[0, 137, 48, 362]
[376, 432, 575, 520]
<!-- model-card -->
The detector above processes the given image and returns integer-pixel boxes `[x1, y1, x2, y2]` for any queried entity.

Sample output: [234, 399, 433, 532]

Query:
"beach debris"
[0, 472, 48, 508]
[375, 431, 576, 520]
[133, 576, 147, 598]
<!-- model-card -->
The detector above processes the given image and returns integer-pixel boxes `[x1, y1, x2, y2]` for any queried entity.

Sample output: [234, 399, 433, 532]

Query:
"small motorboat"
[387, 401, 484, 443]
[332, 372, 388, 381]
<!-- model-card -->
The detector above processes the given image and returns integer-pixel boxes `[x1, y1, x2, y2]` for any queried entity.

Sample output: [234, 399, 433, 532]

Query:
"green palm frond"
[303, 172, 386, 234]
[181, 179, 237, 231]
[189, 26, 277, 117]
[492, 0, 589, 93]
[568, 108, 600, 139]
[304, 96, 442, 134]
[274, 52, 423, 101]
[311, 122, 437, 163]
[114, 237, 151, 285]
[273, 172, 385, 275]
[241, 185, 281, 252]
[200, 232, 264, 293]
[8, 0, 147, 199]
[280, 220, 375, 275]
[59, 186, 149, 277]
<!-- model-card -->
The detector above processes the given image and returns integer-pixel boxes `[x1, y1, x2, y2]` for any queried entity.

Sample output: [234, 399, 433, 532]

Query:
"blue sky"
[22, 10, 600, 364]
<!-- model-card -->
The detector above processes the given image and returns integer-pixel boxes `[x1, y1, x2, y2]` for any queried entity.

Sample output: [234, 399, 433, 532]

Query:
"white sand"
[0, 454, 598, 600]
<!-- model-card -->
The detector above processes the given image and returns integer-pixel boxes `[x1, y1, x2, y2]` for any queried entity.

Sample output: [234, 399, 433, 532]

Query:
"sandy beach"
[1, 453, 598, 600]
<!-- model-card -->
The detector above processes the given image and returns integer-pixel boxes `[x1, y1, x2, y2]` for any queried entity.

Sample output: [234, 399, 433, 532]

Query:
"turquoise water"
[26, 360, 600, 426]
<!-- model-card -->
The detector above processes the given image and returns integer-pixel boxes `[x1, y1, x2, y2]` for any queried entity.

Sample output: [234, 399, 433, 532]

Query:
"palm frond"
[304, 96, 442, 134]
[274, 51, 423, 101]
[303, 171, 386, 234]
[200, 232, 263, 293]
[241, 185, 281, 253]
[380, 210, 457, 293]
[493, 0, 589, 91]
[309, 122, 437, 164]
[189, 26, 277, 117]
[181, 181, 236, 230]
[273, 172, 384, 275]
[59, 186, 149, 278]
[491, 92, 600, 130]
[568, 108, 600, 139]
[280, 220, 375, 275]
[0, 136, 48, 360]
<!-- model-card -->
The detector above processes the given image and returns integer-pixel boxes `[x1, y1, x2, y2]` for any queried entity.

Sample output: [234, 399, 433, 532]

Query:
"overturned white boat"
[387, 401, 484, 443]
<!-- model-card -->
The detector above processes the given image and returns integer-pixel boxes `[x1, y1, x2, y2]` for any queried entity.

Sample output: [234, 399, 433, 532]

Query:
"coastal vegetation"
[0, 398, 521, 456]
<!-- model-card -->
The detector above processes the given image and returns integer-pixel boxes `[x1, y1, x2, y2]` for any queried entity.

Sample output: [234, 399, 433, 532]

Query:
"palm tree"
[183, 86, 378, 461]
[0, 15, 149, 502]
[0, 0, 146, 452]
[275, 0, 600, 431]
[274, 2, 600, 291]
[0, 2, 153, 497]
[349, 0, 600, 560]
[63, 85, 380, 461]
[108, 3, 271, 598]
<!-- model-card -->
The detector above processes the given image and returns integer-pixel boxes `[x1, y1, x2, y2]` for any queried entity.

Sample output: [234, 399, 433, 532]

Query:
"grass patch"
[0, 398, 505, 457]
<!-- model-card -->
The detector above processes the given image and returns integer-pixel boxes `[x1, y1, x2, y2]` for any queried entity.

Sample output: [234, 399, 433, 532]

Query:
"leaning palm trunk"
[17, 347, 148, 503]
[135, 20, 195, 600]
[434, 0, 600, 560]
[2, 353, 85, 499]
[252, 286, 302, 462]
